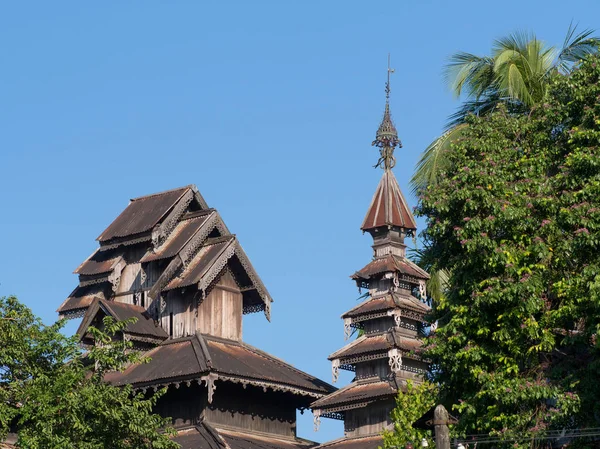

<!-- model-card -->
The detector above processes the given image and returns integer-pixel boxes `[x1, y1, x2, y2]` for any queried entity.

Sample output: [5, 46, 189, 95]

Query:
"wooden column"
[434, 404, 450, 449]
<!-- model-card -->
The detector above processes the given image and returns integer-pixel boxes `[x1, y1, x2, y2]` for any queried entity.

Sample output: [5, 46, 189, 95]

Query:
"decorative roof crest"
[373, 54, 402, 170]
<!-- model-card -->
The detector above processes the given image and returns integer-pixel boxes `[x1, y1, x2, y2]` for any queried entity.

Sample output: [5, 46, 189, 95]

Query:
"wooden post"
[434, 404, 451, 449]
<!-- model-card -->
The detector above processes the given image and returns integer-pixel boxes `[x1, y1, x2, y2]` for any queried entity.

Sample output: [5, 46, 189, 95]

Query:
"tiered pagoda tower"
[311, 63, 431, 449]
[57, 185, 335, 449]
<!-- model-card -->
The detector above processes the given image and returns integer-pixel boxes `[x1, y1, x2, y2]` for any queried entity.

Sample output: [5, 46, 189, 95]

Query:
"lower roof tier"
[351, 254, 429, 283]
[341, 292, 430, 323]
[174, 421, 316, 449]
[311, 378, 398, 413]
[313, 434, 383, 449]
[103, 332, 335, 403]
[329, 329, 424, 365]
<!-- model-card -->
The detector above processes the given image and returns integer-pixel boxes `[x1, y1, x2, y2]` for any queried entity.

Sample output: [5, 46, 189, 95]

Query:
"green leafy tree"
[382, 380, 437, 449]
[411, 24, 600, 194]
[0, 295, 179, 449]
[417, 54, 600, 446]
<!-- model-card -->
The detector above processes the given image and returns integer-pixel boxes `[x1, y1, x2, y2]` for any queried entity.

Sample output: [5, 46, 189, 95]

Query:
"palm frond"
[492, 30, 534, 55]
[444, 52, 495, 99]
[445, 93, 502, 128]
[491, 31, 557, 106]
[427, 268, 450, 304]
[557, 22, 600, 72]
[410, 124, 466, 194]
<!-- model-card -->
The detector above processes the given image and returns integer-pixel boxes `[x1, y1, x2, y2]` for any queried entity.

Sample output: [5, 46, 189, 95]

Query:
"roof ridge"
[194, 332, 213, 369]
[130, 185, 193, 201]
[182, 209, 215, 220]
[238, 340, 333, 389]
[205, 234, 236, 246]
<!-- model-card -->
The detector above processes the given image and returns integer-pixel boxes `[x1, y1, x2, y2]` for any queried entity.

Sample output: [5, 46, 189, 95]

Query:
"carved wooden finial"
[373, 54, 401, 170]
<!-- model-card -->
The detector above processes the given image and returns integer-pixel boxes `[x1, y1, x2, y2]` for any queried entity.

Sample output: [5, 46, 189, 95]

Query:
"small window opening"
[169, 313, 174, 337]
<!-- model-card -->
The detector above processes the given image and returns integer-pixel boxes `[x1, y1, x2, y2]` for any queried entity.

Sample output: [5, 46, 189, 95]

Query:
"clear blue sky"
[1, 0, 598, 443]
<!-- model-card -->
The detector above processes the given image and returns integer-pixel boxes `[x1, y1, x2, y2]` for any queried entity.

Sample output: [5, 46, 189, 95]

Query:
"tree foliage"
[411, 25, 600, 194]
[0, 295, 178, 449]
[417, 54, 600, 446]
[382, 380, 437, 449]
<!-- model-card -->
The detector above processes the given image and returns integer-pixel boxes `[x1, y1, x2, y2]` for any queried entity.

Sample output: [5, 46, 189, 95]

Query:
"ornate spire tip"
[373, 54, 401, 170]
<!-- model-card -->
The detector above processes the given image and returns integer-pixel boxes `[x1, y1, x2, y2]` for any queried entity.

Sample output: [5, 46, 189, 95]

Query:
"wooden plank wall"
[355, 359, 389, 380]
[160, 293, 194, 338]
[196, 270, 242, 340]
[344, 400, 393, 437]
[205, 383, 296, 437]
[155, 383, 206, 428]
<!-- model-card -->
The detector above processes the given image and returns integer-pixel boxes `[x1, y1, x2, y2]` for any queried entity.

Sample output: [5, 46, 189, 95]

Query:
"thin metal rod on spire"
[386, 53, 395, 103]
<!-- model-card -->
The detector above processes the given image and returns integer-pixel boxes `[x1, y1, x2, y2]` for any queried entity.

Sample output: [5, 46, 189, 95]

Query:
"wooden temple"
[57, 185, 335, 449]
[310, 67, 431, 449]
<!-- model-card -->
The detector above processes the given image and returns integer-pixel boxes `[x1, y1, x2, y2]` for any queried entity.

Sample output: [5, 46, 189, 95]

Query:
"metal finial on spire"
[386, 53, 394, 103]
[373, 54, 401, 170]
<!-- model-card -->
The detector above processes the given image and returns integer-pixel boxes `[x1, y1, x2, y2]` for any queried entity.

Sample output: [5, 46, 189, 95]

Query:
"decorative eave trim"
[98, 233, 152, 251]
[232, 242, 273, 321]
[58, 307, 87, 320]
[130, 371, 325, 401]
[197, 240, 237, 295]
[178, 212, 228, 265]
[152, 189, 195, 249]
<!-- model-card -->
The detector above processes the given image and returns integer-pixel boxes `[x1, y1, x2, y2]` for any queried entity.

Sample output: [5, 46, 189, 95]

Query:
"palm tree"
[410, 24, 600, 193]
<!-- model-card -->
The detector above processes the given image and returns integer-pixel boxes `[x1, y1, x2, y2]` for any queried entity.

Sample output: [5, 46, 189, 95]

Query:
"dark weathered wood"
[204, 383, 296, 437]
[434, 404, 451, 449]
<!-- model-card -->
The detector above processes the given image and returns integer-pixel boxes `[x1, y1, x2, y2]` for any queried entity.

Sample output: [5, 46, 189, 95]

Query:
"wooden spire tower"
[311, 56, 431, 449]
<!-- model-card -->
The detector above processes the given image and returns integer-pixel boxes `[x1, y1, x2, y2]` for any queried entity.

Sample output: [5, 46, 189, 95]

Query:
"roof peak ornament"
[373, 54, 402, 170]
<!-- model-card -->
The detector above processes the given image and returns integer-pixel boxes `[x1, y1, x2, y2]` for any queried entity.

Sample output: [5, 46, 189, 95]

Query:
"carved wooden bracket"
[343, 318, 352, 340]
[200, 373, 218, 404]
[331, 358, 340, 383]
[388, 348, 402, 372]
[313, 409, 321, 432]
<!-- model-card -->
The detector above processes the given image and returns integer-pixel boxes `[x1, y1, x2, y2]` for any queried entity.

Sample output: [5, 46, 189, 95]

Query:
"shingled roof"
[341, 292, 430, 321]
[97, 186, 207, 243]
[76, 298, 168, 344]
[329, 329, 424, 363]
[104, 333, 335, 402]
[313, 435, 383, 449]
[173, 421, 317, 449]
[351, 254, 429, 281]
[361, 169, 416, 232]
[311, 379, 396, 411]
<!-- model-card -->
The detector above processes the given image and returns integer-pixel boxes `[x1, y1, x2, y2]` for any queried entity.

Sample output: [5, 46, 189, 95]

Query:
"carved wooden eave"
[104, 333, 334, 405]
[351, 254, 430, 283]
[327, 330, 425, 382]
[340, 292, 430, 331]
[311, 378, 398, 421]
[131, 373, 326, 404]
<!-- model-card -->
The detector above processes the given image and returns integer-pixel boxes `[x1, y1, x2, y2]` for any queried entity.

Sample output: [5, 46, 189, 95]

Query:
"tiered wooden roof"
[56, 184, 334, 448]
[104, 332, 334, 404]
[57, 185, 271, 321]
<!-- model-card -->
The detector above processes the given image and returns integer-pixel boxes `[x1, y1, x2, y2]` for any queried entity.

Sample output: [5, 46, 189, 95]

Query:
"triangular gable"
[76, 298, 167, 345]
